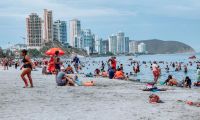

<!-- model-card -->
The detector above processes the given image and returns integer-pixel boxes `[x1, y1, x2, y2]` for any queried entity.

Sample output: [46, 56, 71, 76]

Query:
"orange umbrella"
[45, 48, 65, 56]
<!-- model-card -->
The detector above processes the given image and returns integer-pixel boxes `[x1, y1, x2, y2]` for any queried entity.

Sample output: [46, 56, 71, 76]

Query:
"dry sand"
[0, 68, 200, 120]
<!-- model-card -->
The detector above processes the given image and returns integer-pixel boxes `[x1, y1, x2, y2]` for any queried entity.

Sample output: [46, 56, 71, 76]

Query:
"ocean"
[76, 53, 200, 82]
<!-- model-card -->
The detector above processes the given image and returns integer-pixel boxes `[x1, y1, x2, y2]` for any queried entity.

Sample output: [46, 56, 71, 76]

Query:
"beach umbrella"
[45, 48, 65, 56]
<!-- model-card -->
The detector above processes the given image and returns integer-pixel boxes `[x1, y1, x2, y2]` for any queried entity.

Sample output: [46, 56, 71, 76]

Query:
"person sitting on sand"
[108, 67, 115, 79]
[164, 75, 172, 85]
[184, 76, 191, 88]
[149, 94, 163, 104]
[101, 70, 108, 77]
[65, 64, 74, 74]
[194, 81, 200, 86]
[164, 75, 178, 86]
[94, 68, 100, 76]
[56, 67, 75, 86]
[114, 68, 126, 80]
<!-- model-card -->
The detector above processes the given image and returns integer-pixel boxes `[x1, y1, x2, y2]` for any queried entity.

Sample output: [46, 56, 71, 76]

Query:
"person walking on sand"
[20, 49, 34, 88]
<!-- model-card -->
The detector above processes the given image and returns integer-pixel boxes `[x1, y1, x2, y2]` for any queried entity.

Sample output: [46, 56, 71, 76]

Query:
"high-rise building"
[53, 20, 67, 45]
[129, 41, 138, 54]
[69, 19, 81, 47]
[125, 37, 129, 53]
[74, 35, 83, 49]
[101, 40, 109, 54]
[26, 13, 42, 49]
[109, 34, 117, 54]
[82, 29, 95, 53]
[138, 42, 146, 53]
[43, 9, 53, 43]
[94, 36, 102, 54]
[116, 32, 125, 54]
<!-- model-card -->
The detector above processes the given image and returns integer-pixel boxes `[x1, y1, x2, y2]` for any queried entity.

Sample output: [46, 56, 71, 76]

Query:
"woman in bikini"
[20, 49, 34, 88]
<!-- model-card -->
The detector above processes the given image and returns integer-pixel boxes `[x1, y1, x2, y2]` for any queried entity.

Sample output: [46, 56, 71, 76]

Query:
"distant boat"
[189, 55, 196, 59]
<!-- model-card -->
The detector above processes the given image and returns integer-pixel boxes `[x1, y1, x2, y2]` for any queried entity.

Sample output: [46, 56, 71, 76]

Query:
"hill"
[137, 39, 195, 54]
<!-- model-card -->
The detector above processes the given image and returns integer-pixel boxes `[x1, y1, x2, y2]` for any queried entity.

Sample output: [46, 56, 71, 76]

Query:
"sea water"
[69, 53, 200, 82]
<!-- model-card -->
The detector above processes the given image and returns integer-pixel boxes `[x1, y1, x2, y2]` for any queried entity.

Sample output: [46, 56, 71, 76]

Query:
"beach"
[0, 67, 200, 120]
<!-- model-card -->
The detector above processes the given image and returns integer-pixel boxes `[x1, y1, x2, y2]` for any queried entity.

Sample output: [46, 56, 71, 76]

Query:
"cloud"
[0, 0, 137, 20]
[0, 0, 199, 51]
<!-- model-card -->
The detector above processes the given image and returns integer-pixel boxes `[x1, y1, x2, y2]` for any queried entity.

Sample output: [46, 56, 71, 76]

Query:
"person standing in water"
[108, 57, 117, 72]
[72, 54, 80, 73]
[101, 61, 105, 72]
[20, 49, 34, 88]
[152, 61, 159, 83]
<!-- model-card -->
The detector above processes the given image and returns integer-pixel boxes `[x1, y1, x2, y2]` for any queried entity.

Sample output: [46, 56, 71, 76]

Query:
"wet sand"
[0, 68, 200, 120]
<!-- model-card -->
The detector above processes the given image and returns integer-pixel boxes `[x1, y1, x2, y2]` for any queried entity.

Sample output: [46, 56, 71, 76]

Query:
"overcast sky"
[0, 0, 200, 51]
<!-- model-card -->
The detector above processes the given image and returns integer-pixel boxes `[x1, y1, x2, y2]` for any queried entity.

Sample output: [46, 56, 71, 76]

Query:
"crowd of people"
[1, 49, 200, 89]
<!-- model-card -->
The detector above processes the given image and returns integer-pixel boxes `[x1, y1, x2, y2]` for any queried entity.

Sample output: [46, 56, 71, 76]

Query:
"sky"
[0, 0, 200, 51]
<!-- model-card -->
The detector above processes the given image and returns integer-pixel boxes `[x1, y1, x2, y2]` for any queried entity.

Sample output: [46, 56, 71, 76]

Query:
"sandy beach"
[0, 67, 200, 120]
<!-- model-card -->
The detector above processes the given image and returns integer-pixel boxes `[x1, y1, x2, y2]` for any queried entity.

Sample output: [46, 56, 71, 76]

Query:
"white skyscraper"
[109, 34, 117, 54]
[69, 19, 81, 47]
[43, 9, 53, 43]
[129, 41, 138, 53]
[117, 32, 125, 54]
[26, 13, 42, 49]
[138, 42, 146, 53]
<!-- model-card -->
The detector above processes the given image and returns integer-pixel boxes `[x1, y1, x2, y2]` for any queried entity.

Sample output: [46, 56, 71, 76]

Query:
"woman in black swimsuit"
[20, 49, 34, 88]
